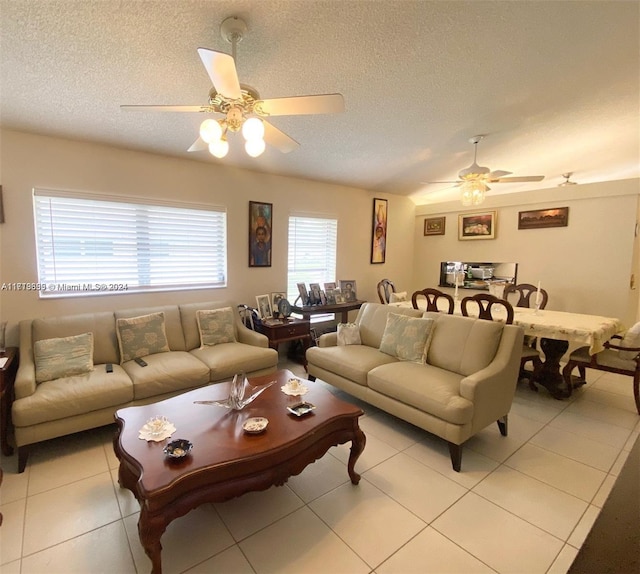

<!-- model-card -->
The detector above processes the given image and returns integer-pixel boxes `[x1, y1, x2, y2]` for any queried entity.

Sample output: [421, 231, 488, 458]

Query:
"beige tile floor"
[1, 360, 638, 574]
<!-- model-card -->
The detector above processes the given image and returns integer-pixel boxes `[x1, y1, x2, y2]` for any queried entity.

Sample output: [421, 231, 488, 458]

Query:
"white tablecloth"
[390, 301, 623, 355]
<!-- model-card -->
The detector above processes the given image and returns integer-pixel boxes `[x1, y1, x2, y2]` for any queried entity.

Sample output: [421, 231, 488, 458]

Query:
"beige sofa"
[306, 302, 524, 471]
[13, 300, 278, 472]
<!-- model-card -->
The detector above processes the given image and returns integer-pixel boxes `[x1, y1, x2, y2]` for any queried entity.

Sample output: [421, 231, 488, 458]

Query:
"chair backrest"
[377, 279, 396, 304]
[461, 293, 514, 324]
[503, 283, 548, 309]
[411, 288, 455, 314]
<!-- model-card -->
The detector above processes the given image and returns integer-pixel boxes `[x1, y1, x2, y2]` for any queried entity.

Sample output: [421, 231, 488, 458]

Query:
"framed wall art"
[458, 211, 496, 240]
[424, 216, 445, 236]
[371, 198, 387, 264]
[249, 201, 272, 267]
[518, 207, 569, 230]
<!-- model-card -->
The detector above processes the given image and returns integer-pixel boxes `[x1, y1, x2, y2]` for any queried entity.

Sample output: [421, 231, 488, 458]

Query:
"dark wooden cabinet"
[258, 319, 312, 367]
[1, 347, 19, 456]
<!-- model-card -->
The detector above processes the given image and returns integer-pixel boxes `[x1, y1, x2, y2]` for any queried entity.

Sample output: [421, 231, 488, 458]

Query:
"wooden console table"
[257, 318, 312, 366]
[291, 300, 365, 323]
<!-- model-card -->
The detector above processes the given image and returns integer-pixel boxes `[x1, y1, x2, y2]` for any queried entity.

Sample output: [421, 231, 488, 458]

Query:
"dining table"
[390, 300, 624, 399]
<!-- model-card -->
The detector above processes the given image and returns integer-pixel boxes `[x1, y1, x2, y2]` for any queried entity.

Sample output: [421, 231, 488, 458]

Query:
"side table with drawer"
[1, 347, 19, 456]
[258, 318, 312, 367]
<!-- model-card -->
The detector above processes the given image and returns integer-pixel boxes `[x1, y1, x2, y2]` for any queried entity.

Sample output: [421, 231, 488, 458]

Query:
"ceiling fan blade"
[197, 48, 242, 100]
[255, 94, 344, 116]
[187, 137, 208, 152]
[420, 180, 460, 185]
[491, 175, 545, 183]
[488, 170, 512, 179]
[263, 121, 299, 153]
[120, 105, 211, 112]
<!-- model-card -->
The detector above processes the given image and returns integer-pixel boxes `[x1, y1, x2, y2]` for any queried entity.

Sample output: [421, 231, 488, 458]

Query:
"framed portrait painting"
[249, 201, 272, 267]
[339, 280, 357, 302]
[458, 211, 496, 240]
[371, 198, 387, 264]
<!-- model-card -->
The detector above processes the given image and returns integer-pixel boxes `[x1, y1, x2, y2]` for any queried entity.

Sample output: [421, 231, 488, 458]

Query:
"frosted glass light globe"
[209, 139, 229, 158]
[242, 117, 265, 141]
[200, 119, 222, 144]
[245, 138, 265, 158]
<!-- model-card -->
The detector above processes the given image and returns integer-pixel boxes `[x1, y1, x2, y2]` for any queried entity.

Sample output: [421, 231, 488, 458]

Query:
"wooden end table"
[0, 347, 19, 456]
[113, 369, 365, 574]
[258, 318, 312, 366]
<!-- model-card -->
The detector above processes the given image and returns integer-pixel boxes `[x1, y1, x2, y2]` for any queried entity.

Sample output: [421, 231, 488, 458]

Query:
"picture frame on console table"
[458, 210, 496, 240]
[339, 280, 357, 302]
[371, 198, 387, 264]
[249, 201, 272, 267]
[256, 294, 273, 319]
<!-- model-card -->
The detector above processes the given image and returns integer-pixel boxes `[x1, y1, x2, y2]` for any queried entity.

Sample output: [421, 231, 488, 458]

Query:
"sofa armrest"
[318, 332, 338, 347]
[459, 325, 524, 426]
[236, 323, 270, 348]
[15, 319, 37, 400]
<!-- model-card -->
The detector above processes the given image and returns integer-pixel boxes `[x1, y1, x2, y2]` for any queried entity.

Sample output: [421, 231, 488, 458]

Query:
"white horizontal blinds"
[33, 190, 227, 296]
[287, 215, 337, 302]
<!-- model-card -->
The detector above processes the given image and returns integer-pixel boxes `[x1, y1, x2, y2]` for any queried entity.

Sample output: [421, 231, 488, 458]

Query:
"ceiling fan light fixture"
[209, 138, 229, 158]
[242, 117, 265, 141]
[558, 172, 577, 186]
[460, 181, 487, 206]
[200, 119, 223, 144]
[245, 138, 266, 158]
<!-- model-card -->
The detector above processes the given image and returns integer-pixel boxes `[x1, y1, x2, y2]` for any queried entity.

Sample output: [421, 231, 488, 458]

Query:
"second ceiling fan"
[121, 16, 344, 158]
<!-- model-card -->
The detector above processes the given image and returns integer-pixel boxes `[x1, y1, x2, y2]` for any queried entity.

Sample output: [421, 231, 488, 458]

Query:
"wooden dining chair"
[377, 279, 396, 304]
[503, 283, 548, 310]
[461, 293, 515, 324]
[411, 288, 455, 314]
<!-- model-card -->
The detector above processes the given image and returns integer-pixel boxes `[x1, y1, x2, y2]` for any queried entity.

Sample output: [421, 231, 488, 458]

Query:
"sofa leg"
[448, 442, 462, 472]
[497, 415, 508, 436]
[17, 446, 29, 473]
[307, 375, 316, 382]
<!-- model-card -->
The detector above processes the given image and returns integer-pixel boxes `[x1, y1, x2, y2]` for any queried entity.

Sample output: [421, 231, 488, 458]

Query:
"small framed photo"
[371, 198, 388, 264]
[339, 280, 357, 302]
[518, 207, 569, 230]
[334, 291, 346, 304]
[256, 294, 273, 319]
[309, 283, 322, 304]
[325, 288, 337, 305]
[271, 292, 287, 312]
[424, 216, 445, 236]
[296, 283, 309, 305]
[458, 211, 496, 241]
[323, 282, 337, 292]
[249, 201, 272, 267]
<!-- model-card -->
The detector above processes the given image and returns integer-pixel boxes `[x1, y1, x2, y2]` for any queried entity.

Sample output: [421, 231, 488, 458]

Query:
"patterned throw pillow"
[116, 312, 170, 363]
[337, 322, 361, 346]
[389, 291, 408, 303]
[618, 321, 640, 360]
[379, 314, 435, 363]
[197, 307, 237, 347]
[34, 332, 94, 383]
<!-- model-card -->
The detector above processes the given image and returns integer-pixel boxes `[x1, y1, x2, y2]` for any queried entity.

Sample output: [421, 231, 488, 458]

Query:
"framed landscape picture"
[458, 211, 496, 240]
[371, 198, 387, 264]
[518, 207, 569, 229]
[249, 201, 272, 267]
[424, 216, 445, 236]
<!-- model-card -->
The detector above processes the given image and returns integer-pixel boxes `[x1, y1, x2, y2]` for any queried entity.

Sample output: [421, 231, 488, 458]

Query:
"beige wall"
[0, 129, 415, 345]
[413, 179, 640, 327]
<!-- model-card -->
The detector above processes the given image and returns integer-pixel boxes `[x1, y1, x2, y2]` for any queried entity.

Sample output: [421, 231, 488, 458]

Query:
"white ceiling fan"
[121, 16, 344, 158]
[423, 135, 545, 205]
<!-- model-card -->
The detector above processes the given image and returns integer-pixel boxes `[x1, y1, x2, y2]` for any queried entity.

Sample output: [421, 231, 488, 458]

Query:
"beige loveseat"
[13, 300, 278, 472]
[306, 302, 524, 471]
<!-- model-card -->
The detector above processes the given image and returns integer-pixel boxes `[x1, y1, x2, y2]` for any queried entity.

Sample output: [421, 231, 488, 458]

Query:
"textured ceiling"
[1, 0, 638, 205]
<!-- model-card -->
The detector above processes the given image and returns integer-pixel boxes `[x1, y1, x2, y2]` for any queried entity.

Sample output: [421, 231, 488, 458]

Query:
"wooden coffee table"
[113, 369, 366, 574]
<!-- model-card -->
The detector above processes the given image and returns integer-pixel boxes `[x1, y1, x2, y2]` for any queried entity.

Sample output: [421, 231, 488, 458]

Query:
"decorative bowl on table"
[281, 378, 309, 396]
[163, 439, 193, 459]
[242, 417, 269, 434]
[139, 416, 176, 441]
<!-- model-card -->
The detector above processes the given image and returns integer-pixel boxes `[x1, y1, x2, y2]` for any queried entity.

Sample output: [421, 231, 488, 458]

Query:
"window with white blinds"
[287, 215, 337, 303]
[33, 190, 227, 297]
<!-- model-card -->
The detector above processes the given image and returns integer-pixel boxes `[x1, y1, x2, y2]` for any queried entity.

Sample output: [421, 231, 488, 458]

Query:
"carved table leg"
[347, 425, 366, 484]
[535, 338, 571, 399]
[139, 507, 168, 574]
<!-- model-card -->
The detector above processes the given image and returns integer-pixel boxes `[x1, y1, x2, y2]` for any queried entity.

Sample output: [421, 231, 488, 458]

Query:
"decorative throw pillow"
[34, 332, 94, 383]
[116, 312, 170, 364]
[379, 314, 435, 363]
[197, 307, 237, 347]
[618, 321, 640, 360]
[389, 291, 408, 303]
[337, 322, 361, 346]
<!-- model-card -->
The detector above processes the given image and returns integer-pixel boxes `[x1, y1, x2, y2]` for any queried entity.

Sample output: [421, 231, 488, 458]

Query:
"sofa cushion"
[115, 305, 186, 351]
[32, 312, 118, 365]
[306, 344, 399, 386]
[190, 342, 278, 382]
[368, 361, 473, 425]
[197, 307, 237, 347]
[116, 312, 171, 363]
[337, 322, 361, 346]
[619, 321, 640, 360]
[122, 351, 210, 400]
[356, 302, 423, 348]
[180, 300, 242, 351]
[34, 332, 94, 384]
[389, 291, 408, 303]
[12, 364, 133, 427]
[427, 314, 503, 376]
[379, 314, 434, 363]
